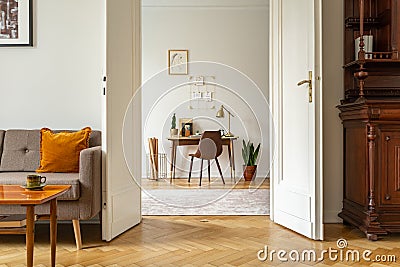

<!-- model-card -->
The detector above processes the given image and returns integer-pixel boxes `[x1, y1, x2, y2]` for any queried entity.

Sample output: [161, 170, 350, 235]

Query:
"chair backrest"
[195, 131, 223, 160]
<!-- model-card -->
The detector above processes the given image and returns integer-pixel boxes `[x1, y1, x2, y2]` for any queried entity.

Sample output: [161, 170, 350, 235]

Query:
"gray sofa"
[0, 129, 102, 250]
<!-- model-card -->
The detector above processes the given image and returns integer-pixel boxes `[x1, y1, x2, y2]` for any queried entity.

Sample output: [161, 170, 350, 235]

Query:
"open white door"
[102, 0, 142, 241]
[269, 0, 323, 240]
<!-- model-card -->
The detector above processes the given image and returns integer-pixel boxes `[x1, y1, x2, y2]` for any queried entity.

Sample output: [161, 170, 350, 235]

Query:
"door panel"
[345, 126, 367, 205]
[270, 0, 323, 240]
[102, 0, 142, 241]
[282, 0, 313, 192]
[276, 188, 311, 221]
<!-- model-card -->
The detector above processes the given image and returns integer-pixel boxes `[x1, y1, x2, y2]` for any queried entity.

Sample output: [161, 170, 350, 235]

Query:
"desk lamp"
[216, 105, 234, 137]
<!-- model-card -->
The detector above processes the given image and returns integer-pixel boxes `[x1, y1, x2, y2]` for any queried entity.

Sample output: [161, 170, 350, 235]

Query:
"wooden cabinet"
[340, 0, 400, 240]
[343, 0, 400, 101]
[338, 100, 400, 240]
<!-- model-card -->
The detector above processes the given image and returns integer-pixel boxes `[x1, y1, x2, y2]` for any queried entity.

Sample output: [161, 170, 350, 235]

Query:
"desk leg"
[230, 140, 236, 182]
[227, 144, 233, 180]
[170, 142, 176, 181]
[173, 143, 178, 179]
[26, 205, 35, 267]
[50, 199, 57, 267]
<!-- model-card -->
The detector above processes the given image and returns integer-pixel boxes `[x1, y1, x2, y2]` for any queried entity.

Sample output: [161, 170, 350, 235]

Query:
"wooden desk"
[0, 185, 71, 267]
[167, 136, 238, 180]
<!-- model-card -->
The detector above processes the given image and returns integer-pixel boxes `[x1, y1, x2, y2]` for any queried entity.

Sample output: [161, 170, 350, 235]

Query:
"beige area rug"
[142, 189, 269, 215]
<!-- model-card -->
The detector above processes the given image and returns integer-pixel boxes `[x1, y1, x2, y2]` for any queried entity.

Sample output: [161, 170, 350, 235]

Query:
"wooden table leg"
[50, 199, 57, 267]
[170, 142, 176, 181]
[173, 142, 177, 179]
[227, 143, 233, 179]
[26, 205, 35, 267]
[230, 140, 236, 182]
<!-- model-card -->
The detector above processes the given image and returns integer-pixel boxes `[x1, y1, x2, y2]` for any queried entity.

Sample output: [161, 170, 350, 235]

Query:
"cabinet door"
[381, 131, 400, 206]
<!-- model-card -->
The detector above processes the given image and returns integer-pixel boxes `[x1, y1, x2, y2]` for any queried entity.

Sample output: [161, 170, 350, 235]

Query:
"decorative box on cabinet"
[338, 99, 400, 240]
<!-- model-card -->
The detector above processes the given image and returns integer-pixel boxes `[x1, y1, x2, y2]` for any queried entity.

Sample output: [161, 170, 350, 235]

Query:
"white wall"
[142, 0, 269, 178]
[0, 0, 103, 130]
[322, 0, 343, 223]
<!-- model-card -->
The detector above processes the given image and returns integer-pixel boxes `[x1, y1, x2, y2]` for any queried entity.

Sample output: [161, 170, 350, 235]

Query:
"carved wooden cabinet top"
[338, 98, 400, 121]
[344, 0, 400, 101]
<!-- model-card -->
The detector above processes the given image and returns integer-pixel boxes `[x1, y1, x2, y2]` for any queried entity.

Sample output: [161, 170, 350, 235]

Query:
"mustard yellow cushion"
[36, 127, 92, 173]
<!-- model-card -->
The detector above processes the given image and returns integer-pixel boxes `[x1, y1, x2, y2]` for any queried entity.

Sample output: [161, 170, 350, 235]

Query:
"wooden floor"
[1, 216, 400, 266]
[141, 177, 270, 190]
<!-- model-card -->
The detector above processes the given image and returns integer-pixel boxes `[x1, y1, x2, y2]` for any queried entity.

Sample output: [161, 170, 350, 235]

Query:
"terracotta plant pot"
[243, 165, 257, 181]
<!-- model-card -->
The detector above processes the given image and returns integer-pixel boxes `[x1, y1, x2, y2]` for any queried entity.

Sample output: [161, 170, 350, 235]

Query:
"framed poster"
[168, 49, 188, 75]
[179, 118, 193, 137]
[0, 0, 33, 47]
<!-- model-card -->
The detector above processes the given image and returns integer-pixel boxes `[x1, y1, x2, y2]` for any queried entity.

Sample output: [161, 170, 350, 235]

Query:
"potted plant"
[241, 140, 260, 181]
[170, 113, 178, 137]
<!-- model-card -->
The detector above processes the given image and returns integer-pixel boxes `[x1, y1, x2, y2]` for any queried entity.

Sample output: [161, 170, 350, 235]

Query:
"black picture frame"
[181, 122, 193, 137]
[0, 0, 33, 47]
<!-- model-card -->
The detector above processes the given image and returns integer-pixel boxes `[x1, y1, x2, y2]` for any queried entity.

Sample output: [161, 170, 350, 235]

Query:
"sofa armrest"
[78, 146, 102, 220]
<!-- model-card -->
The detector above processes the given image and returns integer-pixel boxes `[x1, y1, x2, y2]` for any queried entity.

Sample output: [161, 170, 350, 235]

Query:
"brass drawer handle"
[385, 194, 391, 200]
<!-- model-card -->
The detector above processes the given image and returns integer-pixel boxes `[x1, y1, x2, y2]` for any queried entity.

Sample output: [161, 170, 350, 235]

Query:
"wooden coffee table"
[0, 185, 71, 267]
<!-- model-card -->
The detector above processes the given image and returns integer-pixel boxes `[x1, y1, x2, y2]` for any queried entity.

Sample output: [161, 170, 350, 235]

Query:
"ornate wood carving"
[344, 0, 400, 100]
[367, 124, 377, 215]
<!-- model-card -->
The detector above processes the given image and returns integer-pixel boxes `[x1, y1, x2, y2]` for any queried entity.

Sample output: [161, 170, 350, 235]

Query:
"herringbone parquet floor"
[1, 216, 400, 266]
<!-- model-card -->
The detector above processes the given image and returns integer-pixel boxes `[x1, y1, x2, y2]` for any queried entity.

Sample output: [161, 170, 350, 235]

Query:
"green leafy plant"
[171, 113, 176, 129]
[242, 140, 260, 166]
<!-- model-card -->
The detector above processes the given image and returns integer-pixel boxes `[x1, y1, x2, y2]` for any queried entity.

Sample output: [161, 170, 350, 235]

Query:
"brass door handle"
[297, 80, 311, 86]
[297, 71, 313, 103]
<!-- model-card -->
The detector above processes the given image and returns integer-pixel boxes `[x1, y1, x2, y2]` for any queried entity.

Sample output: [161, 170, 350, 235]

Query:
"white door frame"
[102, 0, 323, 240]
[269, 0, 323, 240]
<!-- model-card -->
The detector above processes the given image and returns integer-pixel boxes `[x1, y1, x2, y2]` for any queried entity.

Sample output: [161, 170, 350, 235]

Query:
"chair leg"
[208, 160, 211, 182]
[199, 159, 203, 186]
[188, 156, 194, 183]
[215, 158, 225, 184]
[72, 219, 82, 250]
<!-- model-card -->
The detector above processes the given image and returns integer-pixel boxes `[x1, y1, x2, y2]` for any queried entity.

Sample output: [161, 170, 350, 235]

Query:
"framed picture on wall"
[168, 49, 188, 75]
[179, 118, 193, 137]
[0, 0, 33, 47]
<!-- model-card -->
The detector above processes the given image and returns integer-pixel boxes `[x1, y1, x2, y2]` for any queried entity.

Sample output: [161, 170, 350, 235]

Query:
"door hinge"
[103, 76, 107, 96]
